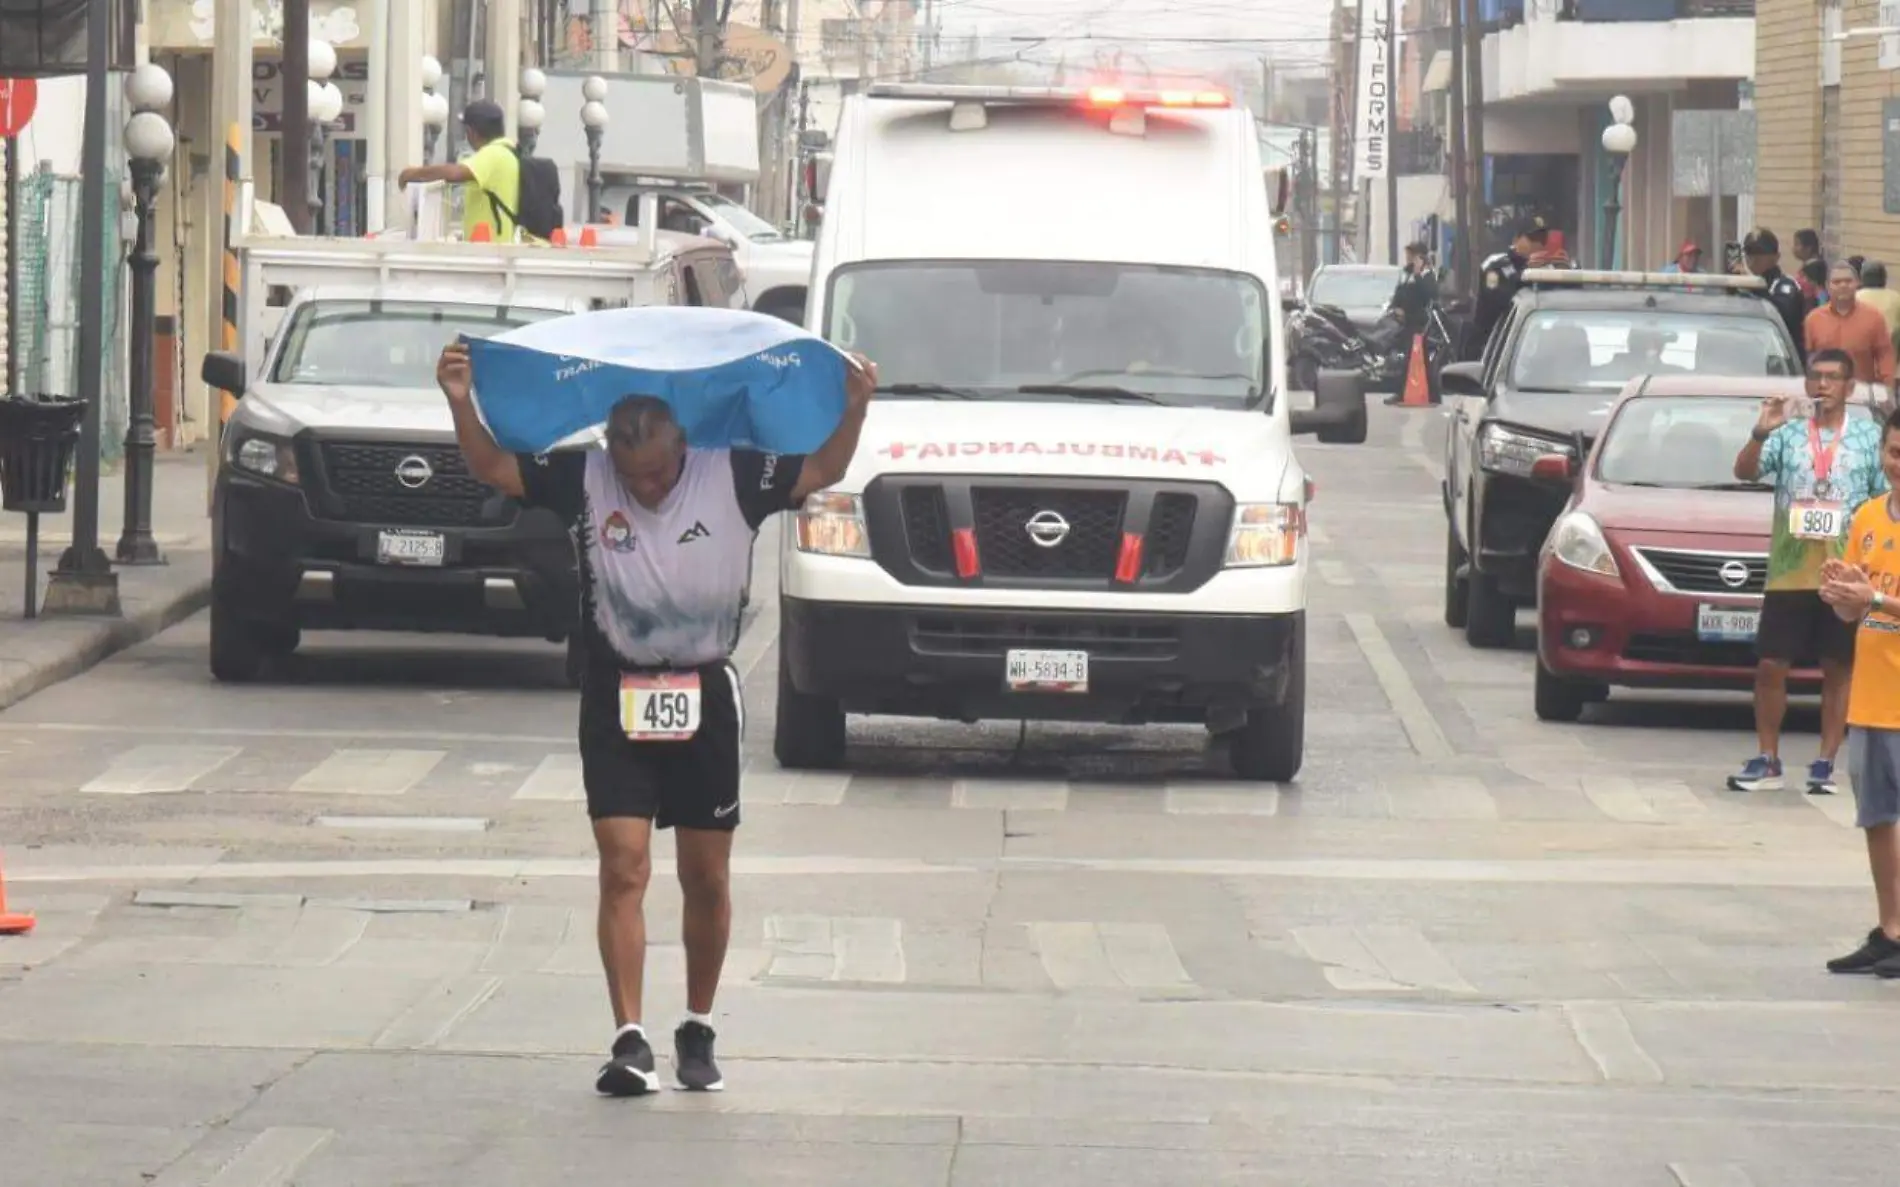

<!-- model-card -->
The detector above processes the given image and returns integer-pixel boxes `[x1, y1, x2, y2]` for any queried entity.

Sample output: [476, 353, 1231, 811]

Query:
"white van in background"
[772, 83, 1367, 783]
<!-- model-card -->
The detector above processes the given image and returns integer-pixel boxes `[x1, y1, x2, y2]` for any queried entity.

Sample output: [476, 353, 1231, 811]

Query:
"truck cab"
[605, 181, 813, 324]
[773, 83, 1367, 783]
[199, 233, 698, 684]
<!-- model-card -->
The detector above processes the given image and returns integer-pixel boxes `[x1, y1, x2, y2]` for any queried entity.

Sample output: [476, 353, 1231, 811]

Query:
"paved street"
[1, 404, 1894, 1186]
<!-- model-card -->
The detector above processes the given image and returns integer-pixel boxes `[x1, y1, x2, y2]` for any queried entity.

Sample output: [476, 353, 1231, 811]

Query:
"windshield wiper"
[876, 383, 985, 400]
[1013, 384, 1167, 405]
[1691, 480, 1771, 491]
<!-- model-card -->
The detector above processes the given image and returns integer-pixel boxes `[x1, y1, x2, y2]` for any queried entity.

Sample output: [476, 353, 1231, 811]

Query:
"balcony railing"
[1394, 128, 1446, 176]
[1482, 0, 1752, 28]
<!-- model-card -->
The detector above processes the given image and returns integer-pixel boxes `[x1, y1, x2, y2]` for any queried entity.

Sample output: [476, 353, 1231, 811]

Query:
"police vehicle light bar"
[1520, 267, 1767, 292]
[864, 83, 1230, 109]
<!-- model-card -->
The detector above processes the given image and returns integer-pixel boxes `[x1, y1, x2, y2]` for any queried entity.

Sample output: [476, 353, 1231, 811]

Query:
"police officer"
[1466, 216, 1566, 361]
[1383, 241, 1441, 405]
[1741, 227, 1810, 365]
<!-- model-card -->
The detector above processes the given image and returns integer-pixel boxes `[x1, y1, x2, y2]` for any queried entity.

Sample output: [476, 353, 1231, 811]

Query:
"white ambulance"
[774, 83, 1366, 782]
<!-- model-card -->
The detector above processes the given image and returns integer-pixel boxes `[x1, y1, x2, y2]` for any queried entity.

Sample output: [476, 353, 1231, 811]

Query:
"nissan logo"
[394, 455, 434, 490]
[1718, 560, 1750, 589]
[1024, 510, 1071, 548]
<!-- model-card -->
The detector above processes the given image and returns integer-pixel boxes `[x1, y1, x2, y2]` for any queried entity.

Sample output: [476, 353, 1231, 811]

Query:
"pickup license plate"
[1006, 649, 1089, 693]
[1696, 603, 1758, 643]
[377, 529, 446, 567]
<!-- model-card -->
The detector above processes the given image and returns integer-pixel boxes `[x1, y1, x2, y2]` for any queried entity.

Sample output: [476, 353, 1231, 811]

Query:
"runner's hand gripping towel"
[463, 306, 852, 455]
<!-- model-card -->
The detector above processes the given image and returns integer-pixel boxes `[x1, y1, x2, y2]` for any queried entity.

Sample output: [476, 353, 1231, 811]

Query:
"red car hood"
[1584, 481, 1771, 538]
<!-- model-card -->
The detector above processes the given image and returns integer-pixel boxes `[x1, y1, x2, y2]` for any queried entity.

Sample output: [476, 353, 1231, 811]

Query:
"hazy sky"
[933, 0, 1338, 73]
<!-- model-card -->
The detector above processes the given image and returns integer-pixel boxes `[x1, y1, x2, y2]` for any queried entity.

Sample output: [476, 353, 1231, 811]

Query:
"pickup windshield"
[699, 192, 783, 241]
[825, 260, 1269, 409]
[1509, 309, 1799, 393]
[269, 300, 562, 388]
[1307, 267, 1401, 309]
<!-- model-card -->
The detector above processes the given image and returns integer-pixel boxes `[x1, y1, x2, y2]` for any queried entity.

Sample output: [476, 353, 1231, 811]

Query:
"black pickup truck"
[1439, 270, 1802, 648]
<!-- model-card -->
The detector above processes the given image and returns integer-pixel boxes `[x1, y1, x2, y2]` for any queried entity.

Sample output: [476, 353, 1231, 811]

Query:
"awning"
[1422, 51, 1452, 94]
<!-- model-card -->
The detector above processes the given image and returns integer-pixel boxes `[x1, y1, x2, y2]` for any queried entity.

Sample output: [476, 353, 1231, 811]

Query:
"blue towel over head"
[464, 306, 851, 456]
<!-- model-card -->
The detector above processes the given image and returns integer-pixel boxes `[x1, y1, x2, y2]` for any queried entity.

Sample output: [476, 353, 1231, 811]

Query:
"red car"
[1532, 375, 1881, 722]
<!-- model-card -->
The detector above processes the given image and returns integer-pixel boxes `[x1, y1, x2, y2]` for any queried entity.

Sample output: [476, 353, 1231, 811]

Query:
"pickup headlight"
[794, 491, 870, 557]
[226, 429, 300, 484]
[1546, 511, 1618, 578]
[1480, 423, 1571, 478]
[1224, 503, 1304, 568]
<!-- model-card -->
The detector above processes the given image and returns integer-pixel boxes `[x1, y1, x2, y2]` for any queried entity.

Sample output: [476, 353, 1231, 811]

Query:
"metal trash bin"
[0, 396, 86, 619]
[0, 396, 84, 515]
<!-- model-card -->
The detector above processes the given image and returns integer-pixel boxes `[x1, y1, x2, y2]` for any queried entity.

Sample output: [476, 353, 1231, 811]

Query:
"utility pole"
[923, 0, 936, 72]
[1462, 0, 1487, 289]
[1384, 0, 1398, 265]
[281, 0, 311, 235]
[694, 0, 725, 77]
[1331, 0, 1353, 266]
[1448, 0, 1470, 293]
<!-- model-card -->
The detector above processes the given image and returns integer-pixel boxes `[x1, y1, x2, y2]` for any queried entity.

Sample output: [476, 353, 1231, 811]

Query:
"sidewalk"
[0, 450, 212, 711]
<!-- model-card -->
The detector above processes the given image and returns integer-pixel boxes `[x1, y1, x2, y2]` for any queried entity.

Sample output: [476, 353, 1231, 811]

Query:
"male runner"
[436, 341, 877, 1094]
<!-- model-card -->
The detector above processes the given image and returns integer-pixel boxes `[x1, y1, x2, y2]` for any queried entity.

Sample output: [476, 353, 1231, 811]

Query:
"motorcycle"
[1286, 302, 1453, 394]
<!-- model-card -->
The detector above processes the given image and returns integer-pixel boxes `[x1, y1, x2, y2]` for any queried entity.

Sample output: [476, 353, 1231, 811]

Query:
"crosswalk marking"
[81, 745, 240, 794]
[1290, 924, 1474, 993]
[1579, 776, 1709, 824]
[1807, 784, 1858, 828]
[747, 771, 851, 806]
[1027, 922, 1194, 990]
[1389, 776, 1499, 821]
[952, 779, 1070, 811]
[1164, 783, 1279, 816]
[763, 914, 906, 982]
[291, 749, 444, 796]
[511, 754, 585, 802]
[1668, 1163, 1756, 1187]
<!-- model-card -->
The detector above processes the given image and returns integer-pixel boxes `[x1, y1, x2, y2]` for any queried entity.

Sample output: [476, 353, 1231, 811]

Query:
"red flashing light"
[1086, 86, 1126, 108]
[1114, 533, 1145, 584]
[1194, 91, 1230, 107]
[952, 527, 981, 579]
[1085, 85, 1228, 111]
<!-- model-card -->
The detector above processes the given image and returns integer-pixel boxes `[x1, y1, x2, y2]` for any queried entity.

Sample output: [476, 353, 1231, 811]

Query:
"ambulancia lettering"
[877, 441, 1225, 466]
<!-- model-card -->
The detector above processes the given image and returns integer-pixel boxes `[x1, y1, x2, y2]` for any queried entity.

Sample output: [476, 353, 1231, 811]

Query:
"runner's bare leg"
[594, 818, 654, 1026]
[675, 827, 734, 1014]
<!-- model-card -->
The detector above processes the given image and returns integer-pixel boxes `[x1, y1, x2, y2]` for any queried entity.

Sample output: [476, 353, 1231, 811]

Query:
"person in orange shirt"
[1818, 405, 1900, 977]
[1805, 262, 1897, 400]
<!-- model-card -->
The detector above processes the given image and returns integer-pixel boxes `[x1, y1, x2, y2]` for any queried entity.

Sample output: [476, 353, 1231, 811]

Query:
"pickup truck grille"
[865, 476, 1228, 592]
[312, 441, 504, 528]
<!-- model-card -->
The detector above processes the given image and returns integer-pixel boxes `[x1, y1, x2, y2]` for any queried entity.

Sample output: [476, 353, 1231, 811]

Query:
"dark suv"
[1439, 270, 1801, 647]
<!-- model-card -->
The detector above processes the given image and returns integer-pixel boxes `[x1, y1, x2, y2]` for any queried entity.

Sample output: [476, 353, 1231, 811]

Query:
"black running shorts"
[1755, 590, 1857, 666]
[577, 660, 743, 829]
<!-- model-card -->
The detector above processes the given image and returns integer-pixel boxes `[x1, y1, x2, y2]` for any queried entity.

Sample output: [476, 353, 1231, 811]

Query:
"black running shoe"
[596, 1027, 659, 1097]
[674, 1020, 724, 1091]
[1826, 928, 1900, 975]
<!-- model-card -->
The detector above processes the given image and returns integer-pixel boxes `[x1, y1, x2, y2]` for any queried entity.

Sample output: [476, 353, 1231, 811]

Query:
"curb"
[0, 577, 213, 714]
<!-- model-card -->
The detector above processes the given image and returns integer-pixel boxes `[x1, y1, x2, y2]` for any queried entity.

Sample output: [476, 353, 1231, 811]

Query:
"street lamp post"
[421, 56, 447, 163]
[581, 75, 609, 224]
[519, 68, 547, 157]
[1600, 95, 1637, 271]
[307, 40, 343, 234]
[116, 63, 175, 567]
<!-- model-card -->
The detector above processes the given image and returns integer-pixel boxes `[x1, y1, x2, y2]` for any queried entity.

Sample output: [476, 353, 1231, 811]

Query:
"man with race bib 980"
[436, 339, 877, 1097]
[1730, 347, 1889, 795]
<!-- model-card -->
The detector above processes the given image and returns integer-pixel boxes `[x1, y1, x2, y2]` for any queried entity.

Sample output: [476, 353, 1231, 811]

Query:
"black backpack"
[487, 144, 563, 240]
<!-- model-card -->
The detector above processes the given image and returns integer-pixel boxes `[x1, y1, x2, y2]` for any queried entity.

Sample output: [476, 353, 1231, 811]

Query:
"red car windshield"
[1595, 394, 1874, 489]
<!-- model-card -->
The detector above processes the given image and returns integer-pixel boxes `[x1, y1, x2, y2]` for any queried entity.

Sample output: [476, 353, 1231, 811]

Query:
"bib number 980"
[1789, 501, 1843, 541]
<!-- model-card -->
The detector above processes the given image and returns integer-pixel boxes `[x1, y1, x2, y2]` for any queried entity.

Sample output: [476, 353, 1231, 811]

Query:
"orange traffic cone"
[0, 853, 35, 935]
[549, 226, 568, 246]
[578, 226, 599, 248]
[1401, 333, 1432, 406]
[469, 223, 494, 243]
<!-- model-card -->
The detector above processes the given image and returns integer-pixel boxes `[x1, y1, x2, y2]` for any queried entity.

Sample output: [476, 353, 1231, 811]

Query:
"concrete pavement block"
[0, 962, 452, 1049]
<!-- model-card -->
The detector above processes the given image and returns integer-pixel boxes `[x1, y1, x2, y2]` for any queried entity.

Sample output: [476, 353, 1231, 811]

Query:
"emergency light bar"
[864, 82, 1230, 109]
[1521, 267, 1767, 292]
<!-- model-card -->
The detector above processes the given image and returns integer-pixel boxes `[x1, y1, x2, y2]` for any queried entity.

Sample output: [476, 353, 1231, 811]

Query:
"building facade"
[1754, 0, 1900, 265]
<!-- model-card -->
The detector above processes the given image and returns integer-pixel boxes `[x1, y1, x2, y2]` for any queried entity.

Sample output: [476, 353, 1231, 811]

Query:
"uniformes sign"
[1353, 0, 1392, 185]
